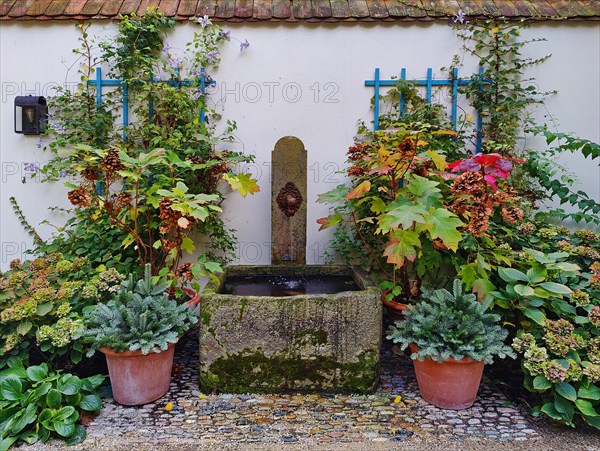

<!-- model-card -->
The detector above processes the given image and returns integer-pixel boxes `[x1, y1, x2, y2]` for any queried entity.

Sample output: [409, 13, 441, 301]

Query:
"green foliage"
[83, 264, 198, 355]
[489, 249, 578, 327]
[0, 254, 124, 370]
[458, 19, 551, 157]
[318, 122, 524, 303]
[0, 360, 103, 450]
[488, 225, 600, 429]
[317, 126, 466, 302]
[9, 197, 42, 247]
[525, 126, 600, 225]
[40, 10, 258, 283]
[456, 19, 599, 226]
[33, 208, 138, 275]
[387, 280, 514, 364]
[99, 9, 175, 81]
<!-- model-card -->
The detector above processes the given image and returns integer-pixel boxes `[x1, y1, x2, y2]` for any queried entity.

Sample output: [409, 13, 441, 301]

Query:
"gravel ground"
[23, 326, 600, 451]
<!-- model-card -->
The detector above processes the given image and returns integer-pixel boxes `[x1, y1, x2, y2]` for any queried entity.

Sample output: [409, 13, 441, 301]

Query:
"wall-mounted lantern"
[14, 96, 47, 135]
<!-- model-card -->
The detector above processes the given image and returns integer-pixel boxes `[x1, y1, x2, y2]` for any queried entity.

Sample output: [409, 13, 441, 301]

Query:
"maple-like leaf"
[377, 201, 428, 234]
[407, 175, 441, 207]
[316, 185, 349, 204]
[224, 173, 260, 197]
[426, 208, 463, 251]
[317, 213, 343, 231]
[346, 180, 371, 200]
[370, 197, 387, 214]
[426, 150, 448, 171]
[368, 165, 392, 175]
[383, 229, 421, 267]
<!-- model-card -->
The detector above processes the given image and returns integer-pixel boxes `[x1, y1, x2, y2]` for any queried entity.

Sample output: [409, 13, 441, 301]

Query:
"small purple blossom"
[197, 15, 212, 29]
[162, 42, 172, 54]
[24, 162, 40, 173]
[168, 57, 181, 70]
[36, 136, 43, 149]
[219, 30, 231, 41]
[207, 50, 219, 64]
[48, 119, 65, 133]
[59, 169, 69, 178]
[453, 9, 468, 24]
[239, 39, 250, 52]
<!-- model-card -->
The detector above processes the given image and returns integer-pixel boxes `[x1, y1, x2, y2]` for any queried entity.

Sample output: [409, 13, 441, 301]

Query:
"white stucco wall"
[0, 20, 598, 270]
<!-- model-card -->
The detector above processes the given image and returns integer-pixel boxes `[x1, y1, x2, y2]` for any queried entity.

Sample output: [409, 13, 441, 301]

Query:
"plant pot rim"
[100, 342, 175, 358]
[182, 287, 200, 308]
[408, 343, 483, 365]
[381, 290, 408, 310]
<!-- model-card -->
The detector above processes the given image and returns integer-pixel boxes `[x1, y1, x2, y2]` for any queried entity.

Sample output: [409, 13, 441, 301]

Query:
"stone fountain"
[200, 137, 381, 393]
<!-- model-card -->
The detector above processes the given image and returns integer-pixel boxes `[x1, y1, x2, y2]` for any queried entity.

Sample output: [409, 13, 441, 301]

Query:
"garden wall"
[0, 21, 598, 270]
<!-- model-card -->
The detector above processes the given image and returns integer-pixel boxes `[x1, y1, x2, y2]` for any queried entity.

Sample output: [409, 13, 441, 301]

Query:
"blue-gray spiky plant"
[83, 264, 197, 355]
[387, 279, 514, 364]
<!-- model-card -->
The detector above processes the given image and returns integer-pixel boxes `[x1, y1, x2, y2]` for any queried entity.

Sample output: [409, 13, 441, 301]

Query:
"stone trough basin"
[200, 265, 381, 393]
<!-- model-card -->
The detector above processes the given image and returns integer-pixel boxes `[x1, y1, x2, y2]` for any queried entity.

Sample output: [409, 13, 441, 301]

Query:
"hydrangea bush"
[485, 227, 600, 429]
[0, 255, 124, 370]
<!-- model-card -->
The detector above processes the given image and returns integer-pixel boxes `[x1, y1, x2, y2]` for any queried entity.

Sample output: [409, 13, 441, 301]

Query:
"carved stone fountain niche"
[200, 137, 381, 393]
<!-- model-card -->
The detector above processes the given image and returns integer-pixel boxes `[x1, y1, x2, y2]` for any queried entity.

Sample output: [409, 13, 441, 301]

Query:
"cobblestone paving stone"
[85, 326, 539, 445]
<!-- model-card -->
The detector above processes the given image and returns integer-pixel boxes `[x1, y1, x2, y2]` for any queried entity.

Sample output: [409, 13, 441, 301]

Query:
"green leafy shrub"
[485, 228, 600, 429]
[512, 319, 599, 430]
[0, 254, 124, 369]
[83, 264, 197, 355]
[387, 280, 514, 364]
[317, 125, 525, 303]
[0, 360, 103, 450]
[40, 10, 259, 283]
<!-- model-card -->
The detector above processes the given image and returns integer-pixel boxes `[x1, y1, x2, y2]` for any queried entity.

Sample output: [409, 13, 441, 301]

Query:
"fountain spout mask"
[277, 182, 303, 217]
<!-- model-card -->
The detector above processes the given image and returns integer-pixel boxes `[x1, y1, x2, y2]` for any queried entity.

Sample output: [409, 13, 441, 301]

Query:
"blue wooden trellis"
[87, 67, 213, 194]
[365, 67, 485, 151]
[87, 67, 212, 140]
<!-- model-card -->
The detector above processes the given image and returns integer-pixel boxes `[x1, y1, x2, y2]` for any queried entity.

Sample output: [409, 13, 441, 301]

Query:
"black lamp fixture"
[14, 96, 47, 135]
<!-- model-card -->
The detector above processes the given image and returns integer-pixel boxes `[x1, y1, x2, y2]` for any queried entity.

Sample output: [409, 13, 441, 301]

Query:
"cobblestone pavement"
[76, 326, 542, 447]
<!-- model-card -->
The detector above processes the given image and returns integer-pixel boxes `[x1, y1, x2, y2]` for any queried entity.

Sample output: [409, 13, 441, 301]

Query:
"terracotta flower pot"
[409, 343, 484, 410]
[382, 290, 408, 323]
[182, 287, 200, 308]
[101, 343, 175, 406]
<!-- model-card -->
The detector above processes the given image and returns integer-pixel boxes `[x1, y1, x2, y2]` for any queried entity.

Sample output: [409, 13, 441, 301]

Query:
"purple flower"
[239, 39, 250, 52]
[197, 15, 212, 29]
[24, 162, 40, 173]
[219, 30, 231, 41]
[162, 43, 172, 54]
[207, 50, 219, 64]
[168, 57, 181, 70]
[36, 136, 43, 149]
[453, 9, 468, 24]
[48, 119, 65, 133]
[59, 169, 69, 178]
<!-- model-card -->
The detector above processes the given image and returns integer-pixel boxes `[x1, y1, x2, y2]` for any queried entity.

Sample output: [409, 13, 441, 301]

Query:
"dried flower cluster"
[447, 153, 524, 236]
[513, 325, 590, 384]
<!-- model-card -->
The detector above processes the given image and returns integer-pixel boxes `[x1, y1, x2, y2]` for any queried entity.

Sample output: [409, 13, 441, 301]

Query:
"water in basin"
[222, 274, 359, 296]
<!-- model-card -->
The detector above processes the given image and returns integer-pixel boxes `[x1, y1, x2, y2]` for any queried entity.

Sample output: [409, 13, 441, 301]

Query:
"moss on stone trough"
[200, 265, 381, 393]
